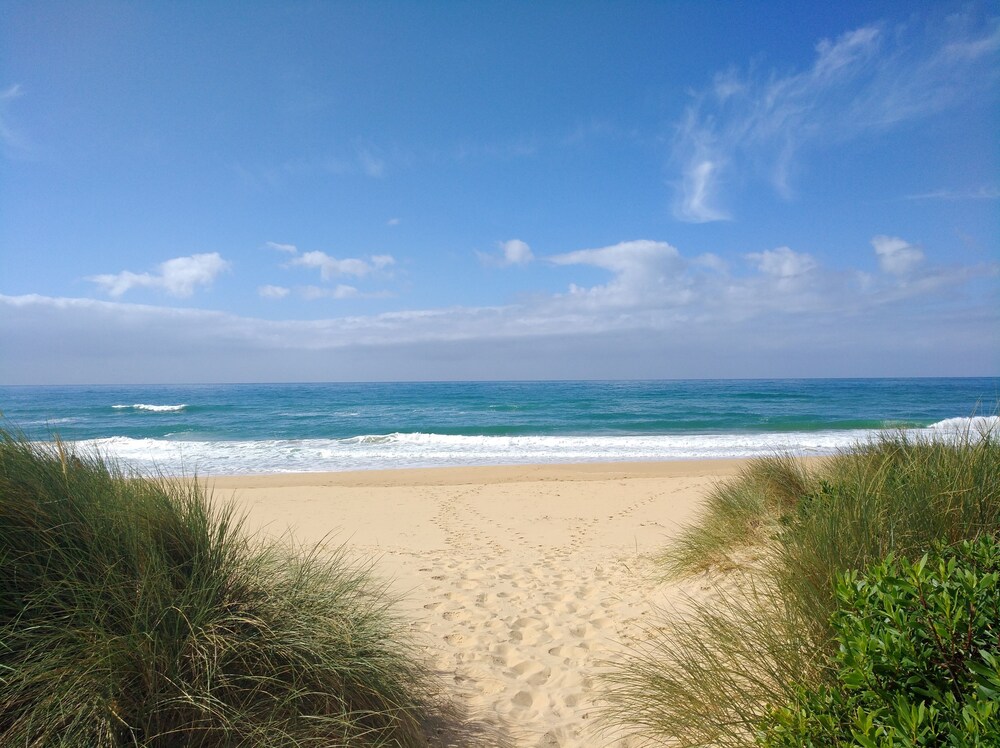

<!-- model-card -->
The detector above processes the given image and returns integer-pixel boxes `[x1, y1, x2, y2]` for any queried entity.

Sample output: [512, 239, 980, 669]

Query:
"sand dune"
[210, 460, 748, 747]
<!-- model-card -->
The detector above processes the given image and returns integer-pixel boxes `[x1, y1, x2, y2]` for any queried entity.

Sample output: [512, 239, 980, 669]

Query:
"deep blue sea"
[1, 379, 996, 475]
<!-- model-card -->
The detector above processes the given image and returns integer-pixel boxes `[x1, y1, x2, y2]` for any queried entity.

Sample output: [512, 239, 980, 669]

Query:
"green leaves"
[758, 536, 1000, 747]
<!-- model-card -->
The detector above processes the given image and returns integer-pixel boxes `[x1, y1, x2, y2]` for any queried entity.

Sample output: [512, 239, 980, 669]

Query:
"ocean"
[0, 379, 996, 475]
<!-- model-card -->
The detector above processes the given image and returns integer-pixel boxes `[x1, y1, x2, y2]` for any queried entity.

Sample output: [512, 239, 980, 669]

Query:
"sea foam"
[112, 404, 188, 412]
[73, 429, 873, 476]
[926, 416, 999, 432]
[67, 415, 999, 476]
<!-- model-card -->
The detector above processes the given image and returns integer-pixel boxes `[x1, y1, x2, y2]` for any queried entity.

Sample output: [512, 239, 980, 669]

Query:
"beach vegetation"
[602, 426, 1000, 747]
[0, 428, 440, 747]
[759, 537, 1000, 747]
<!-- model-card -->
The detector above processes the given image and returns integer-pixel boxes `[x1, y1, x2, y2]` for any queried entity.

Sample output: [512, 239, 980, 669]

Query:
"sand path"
[211, 460, 746, 747]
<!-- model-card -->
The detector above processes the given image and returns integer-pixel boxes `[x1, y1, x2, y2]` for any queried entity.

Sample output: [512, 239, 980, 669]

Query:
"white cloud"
[745, 247, 817, 279]
[872, 235, 924, 275]
[88, 253, 230, 297]
[552, 240, 681, 275]
[258, 285, 290, 299]
[480, 239, 535, 267]
[549, 240, 696, 307]
[501, 240, 533, 265]
[289, 251, 394, 280]
[387, 217, 401, 226]
[672, 12, 1000, 221]
[266, 241, 298, 253]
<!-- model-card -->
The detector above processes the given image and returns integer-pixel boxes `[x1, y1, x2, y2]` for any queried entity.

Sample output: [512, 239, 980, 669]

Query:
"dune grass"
[602, 425, 1000, 747]
[657, 453, 812, 576]
[0, 428, 440, 747]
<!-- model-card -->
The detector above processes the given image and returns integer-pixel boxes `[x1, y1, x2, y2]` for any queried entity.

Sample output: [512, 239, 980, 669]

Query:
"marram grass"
[603, 426, 1000, 747]
[0, 428, 439, 747]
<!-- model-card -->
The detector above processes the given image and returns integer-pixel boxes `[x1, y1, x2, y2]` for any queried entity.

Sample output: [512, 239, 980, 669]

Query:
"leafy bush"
[760, 536, 1000, 747]
[0, 429, 439, 747]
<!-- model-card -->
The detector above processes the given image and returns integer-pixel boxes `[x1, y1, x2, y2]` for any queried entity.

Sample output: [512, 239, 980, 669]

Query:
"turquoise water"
[1, 379, 996, 474]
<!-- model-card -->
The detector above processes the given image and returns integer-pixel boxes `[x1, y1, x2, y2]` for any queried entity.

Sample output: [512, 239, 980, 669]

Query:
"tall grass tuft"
[660, 454, 813, 576]
[778, 428, 1000, 626]
[603, 425, 1000, 747]
[0, 428, 438, 747]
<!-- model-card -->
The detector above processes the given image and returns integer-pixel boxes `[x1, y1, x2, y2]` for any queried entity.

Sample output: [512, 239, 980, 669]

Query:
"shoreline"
[208, 458, 770, 746]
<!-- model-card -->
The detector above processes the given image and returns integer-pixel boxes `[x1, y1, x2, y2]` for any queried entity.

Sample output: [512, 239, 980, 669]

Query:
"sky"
[1, 0, 998, 384]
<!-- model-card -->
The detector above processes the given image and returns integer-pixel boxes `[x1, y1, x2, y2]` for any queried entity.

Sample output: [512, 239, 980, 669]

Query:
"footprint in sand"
[511, 689, 538, 709]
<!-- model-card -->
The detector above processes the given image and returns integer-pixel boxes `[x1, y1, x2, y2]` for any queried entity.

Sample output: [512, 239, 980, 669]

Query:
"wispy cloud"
[904, 186, 1000, 201]
[300, 284, 362, 300]
[672, 12, 1000, 221]
[297, 284, 393, 301]
[676, 159, 730, 224]
[258, 284, 290, 299]
[265, 241, 298, 253]
[357, 147, 385, 178]
[235, 144, 396, 189]
[0, 83, 29, 156]
[87, 253, 230, 298]
[452, 137, 538, 162]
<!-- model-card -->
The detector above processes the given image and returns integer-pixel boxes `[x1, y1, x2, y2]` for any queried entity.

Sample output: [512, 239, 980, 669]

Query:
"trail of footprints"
[394, 483, 680, 746]
[418, 558, 615, 739]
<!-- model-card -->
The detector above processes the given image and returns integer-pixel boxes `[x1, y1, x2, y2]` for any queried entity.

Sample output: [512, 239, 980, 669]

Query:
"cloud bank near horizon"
[4, 236, 996, 383]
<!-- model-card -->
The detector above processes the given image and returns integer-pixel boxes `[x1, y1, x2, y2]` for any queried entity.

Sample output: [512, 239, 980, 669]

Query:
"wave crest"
[112, 403, 188, 413]
[926, 416, 999, 432]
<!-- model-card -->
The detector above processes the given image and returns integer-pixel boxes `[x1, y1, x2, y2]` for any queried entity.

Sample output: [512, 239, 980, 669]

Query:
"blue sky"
[1, 0, 998, 384]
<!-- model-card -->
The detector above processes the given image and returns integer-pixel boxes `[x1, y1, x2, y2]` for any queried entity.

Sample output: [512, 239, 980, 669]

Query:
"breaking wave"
[112, 404, 188, 413]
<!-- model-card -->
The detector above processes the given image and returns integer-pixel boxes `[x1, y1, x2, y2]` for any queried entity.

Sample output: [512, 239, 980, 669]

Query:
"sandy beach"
[209, 460, 749, 747]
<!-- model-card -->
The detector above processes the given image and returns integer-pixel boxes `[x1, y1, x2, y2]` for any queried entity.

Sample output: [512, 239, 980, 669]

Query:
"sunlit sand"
[210, 460, 749, 746]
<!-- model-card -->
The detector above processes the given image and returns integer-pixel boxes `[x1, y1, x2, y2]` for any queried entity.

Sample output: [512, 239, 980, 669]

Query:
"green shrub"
[0, 429, 438, 747]
[759, 536, 1000, 747]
